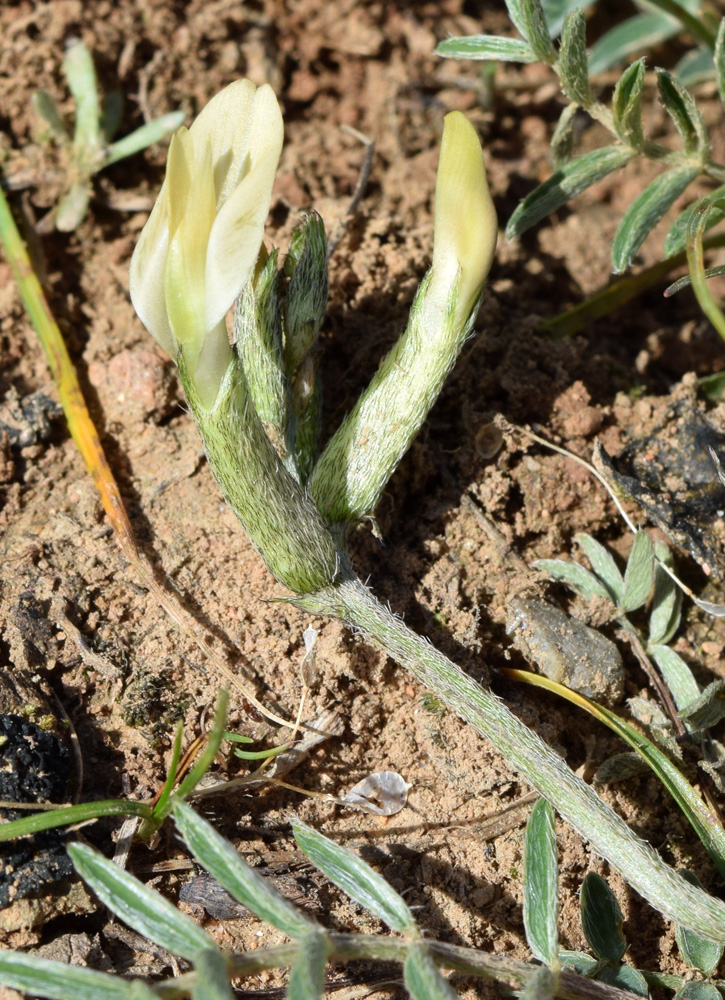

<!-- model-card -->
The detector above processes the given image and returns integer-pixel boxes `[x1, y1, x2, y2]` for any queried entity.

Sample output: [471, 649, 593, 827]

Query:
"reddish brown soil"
[1, 1, 724, 996]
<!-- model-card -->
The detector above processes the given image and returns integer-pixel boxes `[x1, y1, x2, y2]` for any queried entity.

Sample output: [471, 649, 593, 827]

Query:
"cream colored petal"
[164, 130, 216, 365]
[432, 111, 498, 321]
[203, 128, 282, 331]
[190, 79, 282, 208]
[129, 180, 175, 355]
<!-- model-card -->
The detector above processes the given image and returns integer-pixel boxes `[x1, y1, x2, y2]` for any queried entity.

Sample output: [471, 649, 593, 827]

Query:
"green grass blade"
[0, 800, 151, 842]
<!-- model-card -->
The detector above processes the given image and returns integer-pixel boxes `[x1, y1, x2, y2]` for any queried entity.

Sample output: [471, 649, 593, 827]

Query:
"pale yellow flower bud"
[427, 110, 498, 330]
[130, 79, 283, 408]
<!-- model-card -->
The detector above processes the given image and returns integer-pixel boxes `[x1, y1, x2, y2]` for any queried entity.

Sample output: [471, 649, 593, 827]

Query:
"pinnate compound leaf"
[612, 59, 646, 149]
[716, 18, 725, 106]
[598, 965, 649, 996]
[192, 950, 235, 1000]
[665, 190, 725, 256]
[680, 679, 725, 730]
[657, 69, 708, 157]
[523, 799, 559, 965]
[532, 558, 613, 602]
[559, 10, 592, 106]
[173, 801, 314, 938]
[404, 942, 459, 1000]
[580, 871, 627, 963]
[288, 931, 328, 1000]
[520, 0, 557, 61]
[435, 35, 537, 62]
[68, 843, 214, 961]
[0, 951, 147, 1000]
[506, 146, 633, 239]
[621, 531, 654, 612]
[675, 870, 724, 975]
[612, 166, 699, 273]
[574, 533, 624, 603]
[589, 13, 682, 75]
[293, 820, 416, 933]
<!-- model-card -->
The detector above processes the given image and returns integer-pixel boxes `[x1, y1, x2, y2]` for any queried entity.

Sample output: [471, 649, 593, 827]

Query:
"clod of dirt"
[595, 391, 725, 578]
[0, 388, 62, 449]
[0, 714, 73, 908]
[506, 596, 624, 705]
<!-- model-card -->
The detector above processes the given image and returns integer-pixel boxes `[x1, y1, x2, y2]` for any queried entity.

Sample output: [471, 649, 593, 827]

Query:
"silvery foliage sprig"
[1, 801, 721, 1000]
[537, 532, 725, 792]
[128, 79, 725, 941]
[30, 39, 184, 231]
[437, 0, 725, 273]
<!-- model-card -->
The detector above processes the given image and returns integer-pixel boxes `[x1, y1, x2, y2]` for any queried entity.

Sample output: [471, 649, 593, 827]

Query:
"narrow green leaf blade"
[612, 166, 699, 273]
[173, 801, 313, 938]
[657, 69, 709, 157]
[674, 47, 716, 88]
[0, 952, 139, 1000]
[649, 645, 700, 711]
[589, 13, 680, 74]
[648, 558, 681, 645]
[404, 942, 459, 1000]
[293, 820, 416, 933]
[550, 102, 579, 169]
[435, 35, 537, 62]
[675, 871, 724, 975]
[580, 871, 627, 963]
[621, 531, 655, 612]
[542, 0, 589, 39]
[559, 10, 592, 105]
[533, 558, 614, 602]
[521, 0, 557, 61]
[612, 59, 646, 149]
[68, 843, 213, 962]
[716, 18, 725, 105]
[191, 950, 235, 1000]
[665, 188, 725, 256]
[32, 90, 70, 143]
[63, 39, 100, 156]
[506, 146, 633, 239]
[575, 533, 624, 603]
[523, 799, 559, 965]
[105, 111, 186, 168]
[288, 931, 329, 1000]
